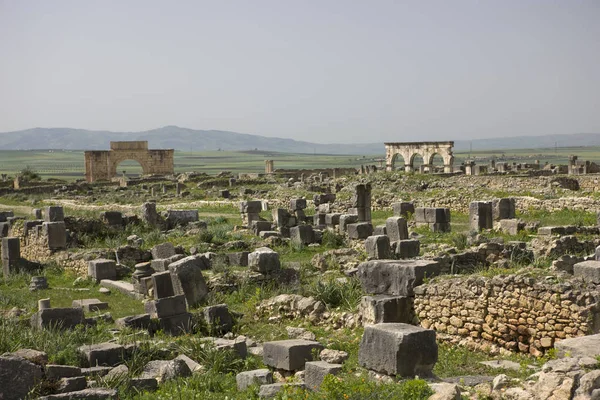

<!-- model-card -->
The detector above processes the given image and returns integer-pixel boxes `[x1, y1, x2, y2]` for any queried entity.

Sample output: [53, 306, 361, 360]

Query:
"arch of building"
[385, 141, 454, 173]
[84, 141, 174, 183]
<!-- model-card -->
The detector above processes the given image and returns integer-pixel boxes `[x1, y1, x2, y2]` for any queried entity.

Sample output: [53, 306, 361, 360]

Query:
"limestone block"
[386, 217, 409, 241]
[236, 369, 273, 391]
[339, 214, 358, 232]
[240, 201, 262, 214]
[395, 239, 420, 259]
[43, 222, 67, 250]
[290, 225, 314, 246]
[151, 242, 176, 260]
[88, 259, 117, 282]
[392, 202, 415, 218]
[31, 308, 84, 330]
[228, 252, 249, 267]
[573, 261, 600, 284]
[365, 235, 391, 260]
[358, 323, 437, 377]
[78, 342, 125, 367]
[305, 361, 342, 391]
[263, 339, 324, 371]
[203, 303, 234, 333]
[168, 256, 209, 307]
[359, 295, 415, 324]
[72, 299, 108, 312]
[152, 271, 175, 299]
[248, 247, 281, 274]
[290, 199, 307, 211]
[347, 222, 373, 240]
[45, 206, 64, 222]
[145, 294, 187, 318]
[357, 259, 441, 296]
[0, 355, 43, 400]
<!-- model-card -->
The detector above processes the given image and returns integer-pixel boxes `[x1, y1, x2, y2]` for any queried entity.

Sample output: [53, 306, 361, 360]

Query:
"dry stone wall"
[414, 272, 600, 356]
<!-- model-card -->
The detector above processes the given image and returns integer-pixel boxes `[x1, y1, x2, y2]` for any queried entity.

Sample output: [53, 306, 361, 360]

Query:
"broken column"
[1, 237, 21, 277]
[265, 160, 274, 174]
[141, 202, 161, 227]
[352, 183, 372, 223]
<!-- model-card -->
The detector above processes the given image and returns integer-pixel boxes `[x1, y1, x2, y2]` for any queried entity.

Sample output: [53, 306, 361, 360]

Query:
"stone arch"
[390, 153, 406, 171]
[84, 141, 174, 182]
[385, 141, 454, 173]
[112, 158, 146, 178]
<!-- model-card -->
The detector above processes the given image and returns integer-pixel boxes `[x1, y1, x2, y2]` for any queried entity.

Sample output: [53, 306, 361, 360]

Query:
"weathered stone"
[290, 225, 315, 246]
[174, 354, 203, 373]
[325, 213, 341, 227]
[469, 201, 493, 231]
[56, 376, 87, 393]
[1, 237, 19, 260]
[100, 211, 123, 227]
[151, 242, 176, 260]
[145, 294, 187, 318]
[37, 388, 118, 399]
[78, 342, 124, 367]
[228, 251, 249, 267]
[290, 199, 307, 211]
[203, 304, 234, 333]
[347, 222, 373, 239]
[45, 364, 82, 380]
[252, 220, 273, 236]
[492, 198, 516, 221]
[555, 333, 600, 358]
[339, 214, 359, 232]
[9, 348, 48, 365]
[236, 369, 273, 391]
[395, 239, 420, 259]
[115, 314, 151, 330]
[305, 361, 342, 391]
[263, 339, 323, 371]
[168, 255, 209, 307]
[31, 308, 85, 330]
[157, 312, 192, 335]
[373, 225, 387, 236]
[357, 259, 441, 296]
[358, 323, 437, 377]
[45, 206, 65, 222]
[258, 383, 305, 398]
[386, 217, 408, 241]
[365, 235, 391, 260]
[0, 355, 42, 400]
[165, 210, 199, 227]
[573, 260, 600, 284]
[392, 202, 415, 218]
[319, 349, 349, 364]
[43, 222, 67, 250]
[151, 271, 175, 299]
[87, 259, 117, 282]
[72, 299, 108, 312]
[359, 295, 414, 324]
[248, 247, 281, 274]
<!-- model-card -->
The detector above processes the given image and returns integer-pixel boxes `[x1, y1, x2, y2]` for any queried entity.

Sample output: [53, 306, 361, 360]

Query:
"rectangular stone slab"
[357, 259, 441, 296]
[262, 339, 323, 371]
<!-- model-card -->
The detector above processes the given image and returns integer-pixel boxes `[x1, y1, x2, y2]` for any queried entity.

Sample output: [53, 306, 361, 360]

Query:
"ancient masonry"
[84, 141, 174, 183]
[384, 141, 454, 173]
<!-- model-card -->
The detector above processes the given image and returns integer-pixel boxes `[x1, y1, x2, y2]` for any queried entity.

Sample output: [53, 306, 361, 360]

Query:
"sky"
[1, 1, 599, 144]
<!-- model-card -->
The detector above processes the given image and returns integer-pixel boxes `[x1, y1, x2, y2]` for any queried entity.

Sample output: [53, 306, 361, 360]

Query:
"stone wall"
[414, 272, 600, 356]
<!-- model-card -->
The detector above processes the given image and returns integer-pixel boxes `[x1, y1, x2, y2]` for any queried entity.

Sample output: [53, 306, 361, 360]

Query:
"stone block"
[165, 210, 199, 227]
[45, 206, 64, 222]
[151, 242, 176, 259]
[574, 261, 600, 284]
[31, 308, 84, 330]
[88, 259, 117, 282]
[347, 222, 373, 239]
[115, 314, 151, 330]
[145, 294, 187, 318]
[236, 369, 273, 391]
[259, 383, 305, 398]
[290, 199, 307, 211]
[359, 295, 414, 324]
[313, 213, 326, 227]
[158, 312, 192, 335]
[72, 299, 108, 312]
[469, 201, 493, 231]
[492, 198, 516, 221]
[305, 361, 342, 391]
[263, 339, 323, 371]
[45, 364, 81, 380]
[357, 259, 441, 296]
[43, 222, 67, 250]
[240, 201, 263, 213]
[0, 222, 9, 238]
[32, 208, 42, 219]
[100, 279, 140, 299]
[214, 337, 248, 358]
[290, 225, 315, 246]
[0, 355, 42, 400]
[499, 219, 521, 235]
[272, 209, 291, 228]
[56, 376, 87, 393]
[325, 213, 341, 227]
[0, 211, 13, 222]
[555, 333, 600, 358]
[228, 251, 249, 267]
[365, 235, 391, 260]
[203, 304, 234, 333]
[78, 342, 125, 367]
[152, 271, 175, 299]
[23, 220, 43, 238]
[252, 220, 273, 236]
[100, 211, 123, 227]
[249, 247, 281, 274]
[373, 225, 387, 235]
[1, 237, 19, 260]
[386, 217, 408, 241]
[392, 202, 415, 218]
[430, 222, 451, 233]
[168, 256, 209, 307]
[395, 239, 420, 259]
[358, 323, 437, 377]
[339, 214, 358, 232]
[426, 208, 450, 223]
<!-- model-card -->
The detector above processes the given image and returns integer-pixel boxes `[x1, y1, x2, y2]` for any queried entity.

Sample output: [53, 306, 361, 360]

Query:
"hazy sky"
[1, 1, 599, 143]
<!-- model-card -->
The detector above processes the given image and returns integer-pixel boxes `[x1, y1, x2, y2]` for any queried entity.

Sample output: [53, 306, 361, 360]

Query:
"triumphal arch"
[84, 141, 174, 183]
[384, 141, 454, 173]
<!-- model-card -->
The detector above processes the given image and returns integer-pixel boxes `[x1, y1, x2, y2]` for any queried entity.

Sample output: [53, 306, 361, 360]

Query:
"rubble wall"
[414, 273, 600, 355]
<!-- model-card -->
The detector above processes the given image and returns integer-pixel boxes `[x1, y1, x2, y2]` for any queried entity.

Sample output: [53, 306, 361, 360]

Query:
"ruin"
[84, 141, 174, 183]
[384, 141, 454, 173]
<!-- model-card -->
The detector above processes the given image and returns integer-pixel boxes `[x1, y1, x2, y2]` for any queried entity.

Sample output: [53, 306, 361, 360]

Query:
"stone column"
[352, 183, 372, 223]
[265, 160, 274, 174]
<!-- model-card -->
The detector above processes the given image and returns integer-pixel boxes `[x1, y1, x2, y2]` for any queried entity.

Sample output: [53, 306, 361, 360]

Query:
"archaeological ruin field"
[2, 146, 600, 399]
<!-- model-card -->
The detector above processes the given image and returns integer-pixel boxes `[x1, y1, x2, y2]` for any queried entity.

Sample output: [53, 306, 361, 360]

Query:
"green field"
[1, 145, 599, 181]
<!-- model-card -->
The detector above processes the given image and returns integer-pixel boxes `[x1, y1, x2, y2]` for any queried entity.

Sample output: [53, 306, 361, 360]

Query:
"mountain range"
[0, 126, 599, 154]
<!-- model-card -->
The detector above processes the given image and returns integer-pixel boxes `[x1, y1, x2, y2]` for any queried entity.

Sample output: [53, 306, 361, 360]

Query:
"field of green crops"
[0, 145, 599, 181]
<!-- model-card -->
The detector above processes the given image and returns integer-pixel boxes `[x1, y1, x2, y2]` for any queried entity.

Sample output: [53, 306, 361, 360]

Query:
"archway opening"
[430, 153, 445, 173]
[410, 153, 425, 173]
[391, 153, 406, 171]
[116, 159, 144, 178]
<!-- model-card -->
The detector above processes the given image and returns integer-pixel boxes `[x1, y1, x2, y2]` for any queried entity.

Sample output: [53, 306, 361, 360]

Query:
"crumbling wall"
[414, 273, 600, 356]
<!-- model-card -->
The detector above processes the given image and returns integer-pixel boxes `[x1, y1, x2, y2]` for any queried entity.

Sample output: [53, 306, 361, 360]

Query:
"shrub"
[307, 277, 362, 311]
[322, 230, 346, 248]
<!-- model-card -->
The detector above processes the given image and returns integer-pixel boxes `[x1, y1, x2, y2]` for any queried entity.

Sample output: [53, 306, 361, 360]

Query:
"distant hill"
[0, 126, 599, 154]
[0, 126, 384, 154]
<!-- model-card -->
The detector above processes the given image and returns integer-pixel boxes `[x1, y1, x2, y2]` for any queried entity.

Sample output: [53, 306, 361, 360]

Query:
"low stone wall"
[414, 272, 600, 356]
